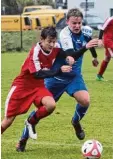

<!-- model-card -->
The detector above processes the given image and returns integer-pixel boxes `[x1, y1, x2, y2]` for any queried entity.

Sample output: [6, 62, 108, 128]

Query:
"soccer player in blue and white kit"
[16, 8, 99, 151]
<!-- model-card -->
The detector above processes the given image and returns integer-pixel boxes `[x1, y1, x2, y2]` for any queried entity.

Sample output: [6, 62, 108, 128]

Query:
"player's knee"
[47, 101, 56, 113]
[104, 56, 111, 62]
[80, 98, 90, 107]
[42, 96, 56, 113]
[2, 117, 15, 128]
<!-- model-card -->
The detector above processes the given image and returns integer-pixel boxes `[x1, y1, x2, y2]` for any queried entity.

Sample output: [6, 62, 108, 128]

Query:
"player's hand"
[92, 58, 99, 67]
[66, 56, 75, 66]
[86, 39, 98, 49]
[98, 39, 103, 47]
[61, 65, 72, 72]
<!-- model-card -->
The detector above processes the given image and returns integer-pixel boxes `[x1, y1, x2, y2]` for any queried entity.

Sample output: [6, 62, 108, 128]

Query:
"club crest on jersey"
[64, 41, 69, 47]
[83, 41, 87, 46]
[76, 39, 81, 43]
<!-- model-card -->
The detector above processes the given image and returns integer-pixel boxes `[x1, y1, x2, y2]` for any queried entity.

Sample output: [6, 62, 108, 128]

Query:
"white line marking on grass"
[85, 79, 110, 82]
[31, 141, 82, 147]
[2, 139, 113, 148]
[30, 141, 113, 148]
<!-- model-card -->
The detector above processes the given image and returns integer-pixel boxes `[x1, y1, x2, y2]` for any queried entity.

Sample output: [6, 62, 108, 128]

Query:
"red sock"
[98, 60, 109, 76]
[28, 106, 50, 125]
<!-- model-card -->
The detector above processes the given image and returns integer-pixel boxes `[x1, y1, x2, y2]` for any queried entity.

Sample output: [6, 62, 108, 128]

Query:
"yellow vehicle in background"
[23, 5, 53, 13]
[1, 15, 31, 31]
[38, 14, 56, 27]
[23, 13, 56, 28]
[28, 15, 41, 30]
[23, 9, 67, 22]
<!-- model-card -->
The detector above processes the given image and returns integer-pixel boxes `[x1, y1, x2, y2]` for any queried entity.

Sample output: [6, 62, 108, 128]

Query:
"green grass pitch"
[1, 48, 113, 159]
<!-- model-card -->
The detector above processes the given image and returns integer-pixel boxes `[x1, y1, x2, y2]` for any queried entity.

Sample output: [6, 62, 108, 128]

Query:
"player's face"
[41, 36, 57, 52]
[66, 16, 82, 34]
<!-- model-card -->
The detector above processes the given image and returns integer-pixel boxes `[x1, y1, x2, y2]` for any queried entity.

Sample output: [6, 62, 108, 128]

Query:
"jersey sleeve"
[59, 26, 74, 51]
[98, 29, 104, 39]
[102, 17, 113, 30]
[104, 35, 113, 49]
[28, 45, 41, 73]
[82, 25, 93, 37]
[34, 69, 61, 79]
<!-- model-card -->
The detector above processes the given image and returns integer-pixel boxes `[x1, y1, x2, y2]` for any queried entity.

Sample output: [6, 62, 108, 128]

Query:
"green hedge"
[1, 30, 41, 52]
[1, 29, 99, 53]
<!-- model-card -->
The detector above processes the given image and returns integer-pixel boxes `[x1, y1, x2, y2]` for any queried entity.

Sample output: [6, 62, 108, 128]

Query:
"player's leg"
[16, 94, 55, 152]
[16, 124, 29, 152]
[28, 96, 56, 137]
[1, 116, 15, 134]
[1, 85, 26, 134]
[96, 49, 111, 81]
[16, 78, 66, 152]
[72, 90, 89, 139]
[66, 76, 89, 140]
[24, 78, 66, 139]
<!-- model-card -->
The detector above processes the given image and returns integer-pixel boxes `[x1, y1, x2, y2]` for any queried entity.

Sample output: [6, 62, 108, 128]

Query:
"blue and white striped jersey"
[51, 26, 92, 80]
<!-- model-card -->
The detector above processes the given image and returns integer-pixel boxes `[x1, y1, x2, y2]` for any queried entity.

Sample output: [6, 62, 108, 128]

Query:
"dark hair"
[67, 8, 83, 20]
[41, 26, 57, 39]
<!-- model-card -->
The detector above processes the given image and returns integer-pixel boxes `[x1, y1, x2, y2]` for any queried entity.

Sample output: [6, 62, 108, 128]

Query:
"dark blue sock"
[28, 110, 39, 125]
[72, 103, 89, 123]
[28, 111, 36, 120]
[21, 126, 29, 140]
[20, 111, 36, 140]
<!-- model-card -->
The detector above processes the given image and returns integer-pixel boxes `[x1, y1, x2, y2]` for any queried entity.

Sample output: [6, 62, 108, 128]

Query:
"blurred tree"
[16, 0, 34, 13]
[1, 0, 55, 15]
[16, 0, 34, 6]
[16, 0, 54, 6]
[38, 0, 54, 6]
[1, 0, 19, 14]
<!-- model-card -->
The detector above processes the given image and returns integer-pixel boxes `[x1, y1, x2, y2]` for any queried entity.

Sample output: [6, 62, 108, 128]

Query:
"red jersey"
[102, 17, 113, 32]
[12, 42, 60, 88]
[102, 17, 113, 49]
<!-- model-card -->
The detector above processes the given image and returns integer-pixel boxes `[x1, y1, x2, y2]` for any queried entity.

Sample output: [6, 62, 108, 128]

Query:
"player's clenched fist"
[86, 38, 98, 49]
[66, 56, 75, 66]
[98, 39, 104, 47]
[61, 65, 72, 72]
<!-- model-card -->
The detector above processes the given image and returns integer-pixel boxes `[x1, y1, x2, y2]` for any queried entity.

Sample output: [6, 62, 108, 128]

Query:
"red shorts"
[105, 48, 113, 58]
[5, 85, 53, 117]
[103, 33, 113, 57]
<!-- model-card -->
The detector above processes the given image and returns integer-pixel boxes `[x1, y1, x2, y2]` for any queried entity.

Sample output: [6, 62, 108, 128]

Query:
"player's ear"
[40, 36, 45, 42]
[40, 36, 43, 40]
[66, 19, 69, 25]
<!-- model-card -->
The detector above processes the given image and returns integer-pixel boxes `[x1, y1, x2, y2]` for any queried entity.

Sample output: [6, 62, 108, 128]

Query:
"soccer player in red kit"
[97, 16, 113, 81]
[1, 26, 98, 140]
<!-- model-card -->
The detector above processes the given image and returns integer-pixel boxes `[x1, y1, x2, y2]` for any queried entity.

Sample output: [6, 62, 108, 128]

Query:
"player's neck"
[40, 43, 50, 54]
